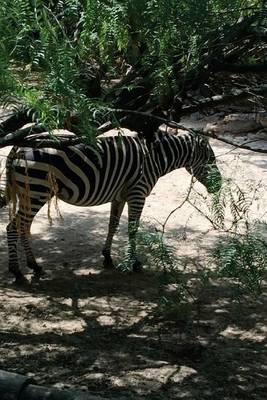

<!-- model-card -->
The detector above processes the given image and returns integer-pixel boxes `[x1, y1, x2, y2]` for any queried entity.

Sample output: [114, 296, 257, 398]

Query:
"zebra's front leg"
[21, 232, 43, 279]
[102, 200, 125, 269]
[127, 197, 145, 272]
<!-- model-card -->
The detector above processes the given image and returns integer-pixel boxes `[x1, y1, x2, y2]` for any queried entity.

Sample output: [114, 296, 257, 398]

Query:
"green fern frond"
[213, 228, 267, 296]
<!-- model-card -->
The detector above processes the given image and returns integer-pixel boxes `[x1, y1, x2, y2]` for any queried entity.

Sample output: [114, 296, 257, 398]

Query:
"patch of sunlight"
[170, 366, 198, 383]
[73, 267, 101, 275]
[214, 308, 230, 314]
[83, 372, 105, 381]
[16, 344, 74, 357]
[78, 296, 151, 326]
[110, 365, 180, 392]
[0, 292, 49, 305]
[127, 333, 148, 339]
[220, 326, 266, 342]
[97, 315, 116, 326]
[0, 315, 86, 334]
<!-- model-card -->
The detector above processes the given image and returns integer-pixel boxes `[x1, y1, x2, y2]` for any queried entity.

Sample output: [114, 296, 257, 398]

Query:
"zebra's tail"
[0, 147, 18, 208]
[0, 190, 8, 208]
[0, 160, 7, 208]
[0, 190, 6, 207]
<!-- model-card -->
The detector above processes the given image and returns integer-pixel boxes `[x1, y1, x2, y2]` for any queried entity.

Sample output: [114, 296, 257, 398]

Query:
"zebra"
[0, 129, 221, 283]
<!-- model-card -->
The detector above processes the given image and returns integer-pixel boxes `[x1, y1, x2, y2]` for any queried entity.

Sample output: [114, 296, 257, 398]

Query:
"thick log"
[0, 110, 33, 137]
[0, 112, 83, 140]
[0, 370, 33, 400]
[0, 370, 108, 400]
[0, 125, 49, 147]
[20, 383, 107, 400]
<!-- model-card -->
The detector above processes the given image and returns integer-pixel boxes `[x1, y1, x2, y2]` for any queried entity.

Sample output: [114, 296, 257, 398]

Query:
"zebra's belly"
[56, 180, 128, 207]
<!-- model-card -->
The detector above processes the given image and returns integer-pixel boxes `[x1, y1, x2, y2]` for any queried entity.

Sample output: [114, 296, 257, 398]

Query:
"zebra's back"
[8, 136, 145, 207]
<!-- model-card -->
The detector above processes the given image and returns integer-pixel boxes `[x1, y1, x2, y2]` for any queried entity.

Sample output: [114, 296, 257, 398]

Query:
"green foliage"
[192, 178, 261, 230]
[136, 226, 195, 319]
[83, 0, 129, 65]
[213, 228, 267, 296]
[138, 228, 176, 271]
[131, 180, 266, 319]
[0, 0, 107, 136]
[0, 0, 265, 137]
[193, 179, 266, 296]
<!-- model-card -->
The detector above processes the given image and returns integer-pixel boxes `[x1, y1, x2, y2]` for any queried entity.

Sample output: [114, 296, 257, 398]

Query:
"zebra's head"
[186, 135, 222, 193]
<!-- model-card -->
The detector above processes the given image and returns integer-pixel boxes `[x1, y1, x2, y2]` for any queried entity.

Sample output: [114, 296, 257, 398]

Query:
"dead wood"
[180, 85, 267, 115]
[0, 110, 33, 137]
[196, 129, 267, 154]
[0, 125, 50, 147]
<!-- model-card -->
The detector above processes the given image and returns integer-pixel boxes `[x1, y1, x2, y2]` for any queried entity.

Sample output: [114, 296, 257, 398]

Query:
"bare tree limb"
[180, 85, 267, 115]
[200, 130, 267, 154]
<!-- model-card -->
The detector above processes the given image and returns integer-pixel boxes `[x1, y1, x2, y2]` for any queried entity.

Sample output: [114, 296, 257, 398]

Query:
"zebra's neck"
[145, 132, 193, 179]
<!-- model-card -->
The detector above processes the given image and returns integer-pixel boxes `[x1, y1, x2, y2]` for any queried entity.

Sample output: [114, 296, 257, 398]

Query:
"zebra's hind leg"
[6, 218, 26, 283]
[19, 198, 47, 279]
[127, 196, 145, 272]
[7, 198, 46, 283]
[102, 200, 125, 269]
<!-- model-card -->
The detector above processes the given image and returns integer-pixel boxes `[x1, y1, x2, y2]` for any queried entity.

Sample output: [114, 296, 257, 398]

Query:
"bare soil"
[0, 117, 266, 399]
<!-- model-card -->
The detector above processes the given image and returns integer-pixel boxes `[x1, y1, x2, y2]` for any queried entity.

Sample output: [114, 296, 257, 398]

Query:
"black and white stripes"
[2, 130, 221, 282]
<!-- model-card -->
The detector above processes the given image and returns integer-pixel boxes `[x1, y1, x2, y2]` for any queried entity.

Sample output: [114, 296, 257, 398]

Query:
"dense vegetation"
[0, 0, 266, 137]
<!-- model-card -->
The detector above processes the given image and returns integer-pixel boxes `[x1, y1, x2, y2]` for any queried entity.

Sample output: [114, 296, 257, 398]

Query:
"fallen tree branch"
[200, 130, 267, 153]
[0, 109, 33, 137]
[1, 96, 267, 153]
[1, 111, 267, 153]
[180, 85, 267, 115]
[116, 110, 267, 153]
[0, 121, 120, 148]
[0, 111, 84, 139]
[0, 133, 86, 149]
[0, 125, 51, 147]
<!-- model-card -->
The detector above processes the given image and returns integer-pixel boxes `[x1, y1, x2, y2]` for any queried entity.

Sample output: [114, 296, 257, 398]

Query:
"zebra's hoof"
[34, 268, 46, 278]
[132, 261, 143, 273]
[31, 270, 46, 283]
[9, 267, 28, 286]
[28, 261, 43, 276]
[103, 258, 115, 269]
[14, 275, 29, 286]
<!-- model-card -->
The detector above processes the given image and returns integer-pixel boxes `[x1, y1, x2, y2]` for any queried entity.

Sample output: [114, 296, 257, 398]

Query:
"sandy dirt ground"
[0, 118, 266, 399]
